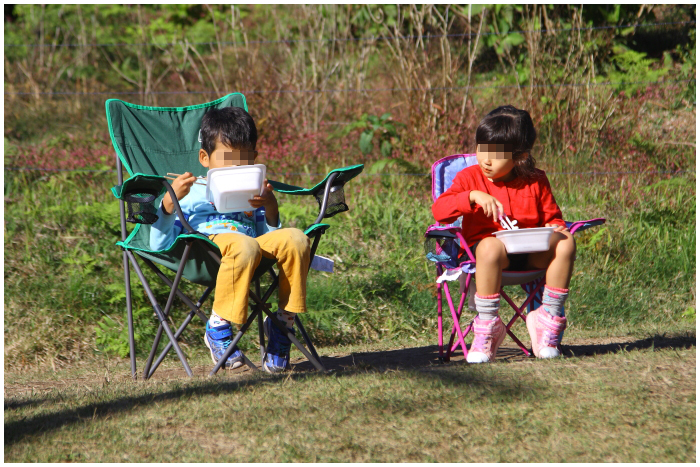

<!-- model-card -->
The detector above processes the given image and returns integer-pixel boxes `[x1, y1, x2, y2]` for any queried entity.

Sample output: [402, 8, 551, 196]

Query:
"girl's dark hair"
[475, 105, 539, 180]
[200, 106, 257, 155]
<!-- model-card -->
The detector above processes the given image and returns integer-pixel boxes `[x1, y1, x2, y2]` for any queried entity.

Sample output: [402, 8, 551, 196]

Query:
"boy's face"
[476, 143, 516, 181]
[199, 140, 257, 170]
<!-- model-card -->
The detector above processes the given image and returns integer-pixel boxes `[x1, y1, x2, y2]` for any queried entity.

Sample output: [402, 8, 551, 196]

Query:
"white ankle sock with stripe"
[276, 309, 296, 329]
[475, 293, 501, 321]
[542, 285, 569, 317]
[209, 311, 229, 327]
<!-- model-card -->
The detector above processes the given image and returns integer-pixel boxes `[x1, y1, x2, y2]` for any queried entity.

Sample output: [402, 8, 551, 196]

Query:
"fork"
[499, 214, 519, 230]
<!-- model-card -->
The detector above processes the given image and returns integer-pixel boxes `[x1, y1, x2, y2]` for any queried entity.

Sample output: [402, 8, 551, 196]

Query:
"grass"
[3, 7, 695, 460]
[3, 165, 696, 368]
[5, 337, 695, 462]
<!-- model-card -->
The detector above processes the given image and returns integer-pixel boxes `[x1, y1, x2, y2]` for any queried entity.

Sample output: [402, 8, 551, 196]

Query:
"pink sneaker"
[526, 307, 567, 358]
[466, 315, 506, 363]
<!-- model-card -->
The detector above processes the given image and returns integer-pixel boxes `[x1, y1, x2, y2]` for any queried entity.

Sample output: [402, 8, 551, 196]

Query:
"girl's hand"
[545, 223, 569, 233]
[469, 190, 504, 222]
[163, 172, 197, 215]
[249, 180, 279, 225]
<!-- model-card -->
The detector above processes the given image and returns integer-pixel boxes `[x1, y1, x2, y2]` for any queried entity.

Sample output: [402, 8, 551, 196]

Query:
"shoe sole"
[204, 335, 243, 370]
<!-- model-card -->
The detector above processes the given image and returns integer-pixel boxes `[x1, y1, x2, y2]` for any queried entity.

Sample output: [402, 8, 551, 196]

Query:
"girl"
[432, 105, 575, 363]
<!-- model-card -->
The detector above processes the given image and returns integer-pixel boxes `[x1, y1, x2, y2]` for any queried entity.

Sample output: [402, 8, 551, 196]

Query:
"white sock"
[209, 311, 229, 327]
[475, 293, 500, 321]
[276, 309, 296, 329]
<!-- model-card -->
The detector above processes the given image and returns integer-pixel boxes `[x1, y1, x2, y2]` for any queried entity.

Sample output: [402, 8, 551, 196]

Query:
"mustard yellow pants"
[208, 228, 310, 325]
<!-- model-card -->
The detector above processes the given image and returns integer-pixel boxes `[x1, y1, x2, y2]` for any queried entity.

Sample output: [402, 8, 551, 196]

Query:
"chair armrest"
[112, 174, 167, 224]
[425, 224, 461, 238]
[160, 180, 199, 235]
[269, 164, 365, 226]
[111, 173, 167, 200]
[566, 218, 606, 235]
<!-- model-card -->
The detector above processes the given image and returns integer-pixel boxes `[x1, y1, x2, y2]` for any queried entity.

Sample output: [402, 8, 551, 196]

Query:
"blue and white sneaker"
[263, 317, 294, 373]
[204, 321, 244, 369]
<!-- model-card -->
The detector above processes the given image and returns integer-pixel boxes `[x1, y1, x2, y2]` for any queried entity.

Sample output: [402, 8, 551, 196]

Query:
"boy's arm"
[256, 207, 282, 236]
[149, 202, 184, 251]
[149, 173, 196, 250]
[248, 180, 279, 227]
[431, 171, 476, 224]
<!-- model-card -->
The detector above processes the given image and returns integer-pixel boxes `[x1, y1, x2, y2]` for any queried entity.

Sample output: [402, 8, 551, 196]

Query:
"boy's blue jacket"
[149, 184, 281, 250]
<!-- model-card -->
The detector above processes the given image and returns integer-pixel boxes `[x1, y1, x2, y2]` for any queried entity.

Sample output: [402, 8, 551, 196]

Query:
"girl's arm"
[538, 174, 567, 228]
[431, 170, 475, 224]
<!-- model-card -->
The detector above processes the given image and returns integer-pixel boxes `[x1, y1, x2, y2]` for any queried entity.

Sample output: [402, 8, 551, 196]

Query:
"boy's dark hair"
[475, 105, 539, 180]
[200, 106, 257, 155]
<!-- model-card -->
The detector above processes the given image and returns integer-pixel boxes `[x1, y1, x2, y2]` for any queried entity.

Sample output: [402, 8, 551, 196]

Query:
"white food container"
[492, 226, 556, 254]
[205, 164, 266, 213]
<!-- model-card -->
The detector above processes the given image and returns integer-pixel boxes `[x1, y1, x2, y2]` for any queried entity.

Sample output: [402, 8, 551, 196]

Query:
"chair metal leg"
[143, 242, 194, 379]
[126, 250, 193, 377]
[436, 265, 444, 361]
[146, 287, 214, 379]
[294, 315, 322, 365]
[142, 258, 210, 323]
[442, 282, 469, 361]
[209, 309, 260, 376]
[255, 280, 266, 366]
[122, 250, 137, 379]
[446, 284, 469, 361]
[147, 310, 196, 379]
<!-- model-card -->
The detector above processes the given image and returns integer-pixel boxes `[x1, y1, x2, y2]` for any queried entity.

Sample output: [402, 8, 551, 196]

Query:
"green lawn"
[5, 331, 695, 462]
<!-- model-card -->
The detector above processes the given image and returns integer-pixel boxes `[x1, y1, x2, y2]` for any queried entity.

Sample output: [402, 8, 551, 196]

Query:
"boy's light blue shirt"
[149, 184, 281, 251]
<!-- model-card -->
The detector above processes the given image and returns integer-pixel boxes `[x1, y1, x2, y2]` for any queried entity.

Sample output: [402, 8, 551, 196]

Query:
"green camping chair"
[107, 93, 363, 379]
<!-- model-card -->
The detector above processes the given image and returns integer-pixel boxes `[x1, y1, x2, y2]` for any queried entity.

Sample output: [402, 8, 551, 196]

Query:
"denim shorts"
[469, 240, 530, 271]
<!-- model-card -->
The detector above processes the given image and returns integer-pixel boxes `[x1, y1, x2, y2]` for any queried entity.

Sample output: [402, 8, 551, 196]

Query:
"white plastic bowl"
[205, 164, 266, 213]
[492, 226, 556, 254]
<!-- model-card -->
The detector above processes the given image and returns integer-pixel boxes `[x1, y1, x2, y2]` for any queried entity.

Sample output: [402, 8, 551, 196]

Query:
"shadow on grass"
[5, 333, 695, 447]
[5, 352, 536, 447]
[561, 332, 696, 358]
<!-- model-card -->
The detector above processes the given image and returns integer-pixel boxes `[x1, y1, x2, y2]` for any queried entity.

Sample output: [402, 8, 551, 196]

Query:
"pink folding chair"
[424, 154, 605, 362]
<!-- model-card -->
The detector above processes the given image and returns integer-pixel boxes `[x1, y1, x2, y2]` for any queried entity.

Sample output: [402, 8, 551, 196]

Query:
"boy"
[150, 106, 310, 373]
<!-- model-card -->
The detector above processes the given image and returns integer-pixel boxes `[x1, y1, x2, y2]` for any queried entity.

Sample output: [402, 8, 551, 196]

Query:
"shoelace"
[472, 333, 491, 352]
[543, 330, 559, 347]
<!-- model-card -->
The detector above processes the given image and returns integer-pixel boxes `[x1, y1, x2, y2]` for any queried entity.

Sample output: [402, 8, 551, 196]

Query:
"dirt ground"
[5, 332, 695, 399]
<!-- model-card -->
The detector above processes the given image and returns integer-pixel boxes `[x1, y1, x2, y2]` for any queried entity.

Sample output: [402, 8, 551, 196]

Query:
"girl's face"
[476, 143, 516, 182]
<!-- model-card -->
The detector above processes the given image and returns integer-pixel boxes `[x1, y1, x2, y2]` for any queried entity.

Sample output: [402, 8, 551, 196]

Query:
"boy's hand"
[469, 190, 504, 222]
[545, 223, 569, 233]
[162, 172, 197, 215]
[249, 180, 279, 226]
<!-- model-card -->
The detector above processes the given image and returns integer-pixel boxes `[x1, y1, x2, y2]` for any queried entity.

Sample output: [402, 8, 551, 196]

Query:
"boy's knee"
[222, 235, 262, 262]
[281, 228, 311, 253]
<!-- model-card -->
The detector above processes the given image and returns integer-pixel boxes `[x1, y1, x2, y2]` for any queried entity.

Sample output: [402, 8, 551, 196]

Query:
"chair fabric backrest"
[107, 94, 248, 285]
[106, 93, 248, 177]
[431, 154, 478, 201]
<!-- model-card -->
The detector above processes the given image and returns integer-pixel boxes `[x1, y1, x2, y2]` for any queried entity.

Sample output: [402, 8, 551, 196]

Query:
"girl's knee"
[555, 232, 576, 258]
[476, 237, 507, 263]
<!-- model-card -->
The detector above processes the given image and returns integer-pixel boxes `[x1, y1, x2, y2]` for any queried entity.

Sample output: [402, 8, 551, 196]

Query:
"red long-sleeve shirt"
[432, 165, 566, 247]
